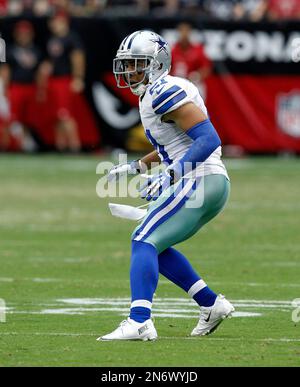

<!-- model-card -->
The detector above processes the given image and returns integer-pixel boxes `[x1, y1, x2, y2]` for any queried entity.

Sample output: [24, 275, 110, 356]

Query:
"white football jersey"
[139, 73, 229, 179]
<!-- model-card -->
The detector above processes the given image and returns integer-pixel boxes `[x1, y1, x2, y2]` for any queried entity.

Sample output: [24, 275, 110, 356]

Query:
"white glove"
[107, 159, 146, 182]
[139, 170, 175, 201]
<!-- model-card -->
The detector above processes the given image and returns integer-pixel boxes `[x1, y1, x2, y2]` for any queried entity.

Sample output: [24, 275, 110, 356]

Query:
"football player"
[98, 30, 234, 341]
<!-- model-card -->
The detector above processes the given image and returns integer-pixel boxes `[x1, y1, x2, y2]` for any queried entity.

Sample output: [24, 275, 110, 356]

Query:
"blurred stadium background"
[1, 0, 300, 154]
[1, 0, 300, 367]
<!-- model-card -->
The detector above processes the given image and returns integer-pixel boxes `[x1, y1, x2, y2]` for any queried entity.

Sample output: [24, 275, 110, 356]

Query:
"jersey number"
[149, 79, 168, 96]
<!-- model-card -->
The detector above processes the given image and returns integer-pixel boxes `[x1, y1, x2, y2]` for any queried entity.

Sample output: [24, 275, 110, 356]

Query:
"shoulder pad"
[150, 78, 188, 115]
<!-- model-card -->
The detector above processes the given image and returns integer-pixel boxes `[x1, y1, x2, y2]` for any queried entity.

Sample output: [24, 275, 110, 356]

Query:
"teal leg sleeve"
[132, 174, 230, 254]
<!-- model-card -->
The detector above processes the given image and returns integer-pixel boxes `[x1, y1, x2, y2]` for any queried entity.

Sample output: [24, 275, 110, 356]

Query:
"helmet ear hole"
[158, 63, 163, 70]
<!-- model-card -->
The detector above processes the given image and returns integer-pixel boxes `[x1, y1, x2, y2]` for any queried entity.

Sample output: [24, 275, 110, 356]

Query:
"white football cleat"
[97, 318, 158, 341]
[191, 294, 235, 337]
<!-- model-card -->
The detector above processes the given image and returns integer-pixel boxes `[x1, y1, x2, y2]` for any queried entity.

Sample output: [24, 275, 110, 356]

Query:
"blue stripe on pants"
[133, 179, 190, 240]
[139, 180, 197, 242]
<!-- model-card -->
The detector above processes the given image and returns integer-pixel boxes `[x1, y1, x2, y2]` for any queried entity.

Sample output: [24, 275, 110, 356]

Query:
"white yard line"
[31, 278, 62, 283]
[159, 337, 300, 343]
[57, 297, 295, 306]
[0, 277, 14, 282]
[208, 281, 300, 288]
[2, 277, 300, 288]
[5, 297, 296, 319]
[121, 312, 261, 318]
[0, 332, 299, 343]
[0, 332, 94, 337]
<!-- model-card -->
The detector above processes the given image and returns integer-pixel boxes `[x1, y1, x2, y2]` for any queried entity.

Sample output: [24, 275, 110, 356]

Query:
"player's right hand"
[107, 160, 145, 182]
[139, 170, 174, 201]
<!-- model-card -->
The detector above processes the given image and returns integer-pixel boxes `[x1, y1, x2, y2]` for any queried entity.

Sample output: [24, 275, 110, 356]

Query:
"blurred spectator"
[0, 65, 11, 150]
[0, 0, 7, 16]
[139, 0, 205, 16]
[0, 0, 271, 18]
[33, 0, 52, 16]
[44, 11, 85, 152]
[2, 0, 106, 17]
[180, 0, 206, 13]
[104, 0, 146, 15]
[3, 21, 42, 151]
[105, 1, 204, 16]
[203, 0, 239, 20]
[267, 0, 300, 20]
[233, 0, 268, 21]
[159, 0, 181, 15]
[0, 0, 215, 17]
[70, 0, 107, 16]
[158, 0, 203, 15]
[170, 22, 212, 100]
[7, 0, 24, 16]
[52, 0, 70, 13]
[6, 0, 51, 16]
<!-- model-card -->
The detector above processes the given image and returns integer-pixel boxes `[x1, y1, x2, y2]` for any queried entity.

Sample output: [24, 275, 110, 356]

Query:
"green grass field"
[0, 154, 300, 367]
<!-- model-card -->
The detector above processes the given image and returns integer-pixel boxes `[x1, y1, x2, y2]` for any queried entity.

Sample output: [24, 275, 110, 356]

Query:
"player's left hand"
[139, 171, 174, 201]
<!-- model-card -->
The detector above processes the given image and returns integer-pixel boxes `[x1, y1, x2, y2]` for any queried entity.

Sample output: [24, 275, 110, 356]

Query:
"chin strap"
[130, 83, 148, 96]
